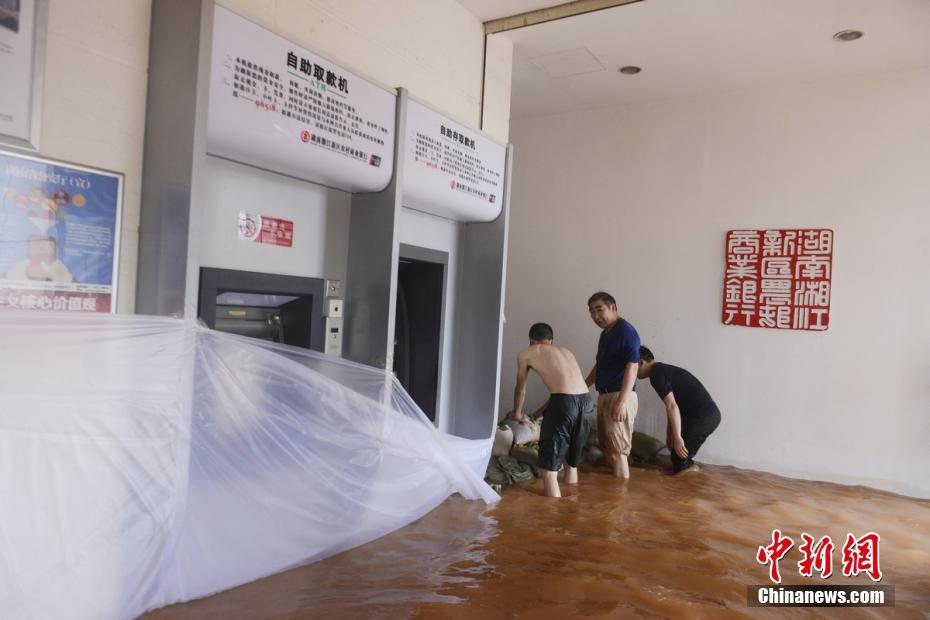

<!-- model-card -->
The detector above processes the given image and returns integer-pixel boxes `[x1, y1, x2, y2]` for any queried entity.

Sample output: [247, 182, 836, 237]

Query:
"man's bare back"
[519, 344, 589, 395]
[510, 324, 594, 498]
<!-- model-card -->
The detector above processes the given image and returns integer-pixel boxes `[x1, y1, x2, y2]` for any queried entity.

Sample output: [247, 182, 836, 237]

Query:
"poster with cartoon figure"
[0, 149, 122, 312]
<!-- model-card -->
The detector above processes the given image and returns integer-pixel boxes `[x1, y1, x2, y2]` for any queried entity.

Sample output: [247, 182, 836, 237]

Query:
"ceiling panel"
[501, 0, 930, 119]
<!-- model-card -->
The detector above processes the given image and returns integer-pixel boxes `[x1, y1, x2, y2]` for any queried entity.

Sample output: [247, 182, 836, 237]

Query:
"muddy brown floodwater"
[147, 463, 930, 619]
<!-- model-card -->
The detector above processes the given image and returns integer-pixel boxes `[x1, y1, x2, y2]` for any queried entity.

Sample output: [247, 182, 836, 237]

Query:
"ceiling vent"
[530, 47, 606, 78]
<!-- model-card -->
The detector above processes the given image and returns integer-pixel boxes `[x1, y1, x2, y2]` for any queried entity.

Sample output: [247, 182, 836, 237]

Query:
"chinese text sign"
[723, 229, 834, 331]
[238, 211, 293, 247]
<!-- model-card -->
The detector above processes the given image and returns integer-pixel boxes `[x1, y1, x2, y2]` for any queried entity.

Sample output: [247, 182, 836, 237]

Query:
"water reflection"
[148, 463, 930, 619]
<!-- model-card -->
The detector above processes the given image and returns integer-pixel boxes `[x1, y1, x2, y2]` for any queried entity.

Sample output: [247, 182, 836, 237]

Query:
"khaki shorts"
[596, 391, 638, 457]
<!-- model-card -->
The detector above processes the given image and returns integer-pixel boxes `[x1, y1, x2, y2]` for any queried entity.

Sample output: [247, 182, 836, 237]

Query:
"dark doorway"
[394, 246, 446, 422]
[198, 268, 325, 352]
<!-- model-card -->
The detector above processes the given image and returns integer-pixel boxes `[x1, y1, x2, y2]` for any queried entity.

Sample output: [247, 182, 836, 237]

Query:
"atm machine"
[137, 4, 507, 439]
[197, 267, 342, 355]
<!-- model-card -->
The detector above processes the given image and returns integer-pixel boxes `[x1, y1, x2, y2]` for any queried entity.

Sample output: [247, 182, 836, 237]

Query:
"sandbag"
[492, 425, 514, 456]
[485, 455, 535, 485]
[583, 445, 604, 464]
[586, 416, 599, 446]
[509, 445, 540, 476]
[631, 431, 667, 465]
[503, 418, 541, 446]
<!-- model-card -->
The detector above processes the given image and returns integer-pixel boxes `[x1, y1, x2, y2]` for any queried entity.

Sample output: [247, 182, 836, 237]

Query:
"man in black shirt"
[637, 346, 721, 474]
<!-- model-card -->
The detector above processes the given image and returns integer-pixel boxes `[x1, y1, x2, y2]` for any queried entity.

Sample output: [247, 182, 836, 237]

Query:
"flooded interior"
[147, 462, 930, 619]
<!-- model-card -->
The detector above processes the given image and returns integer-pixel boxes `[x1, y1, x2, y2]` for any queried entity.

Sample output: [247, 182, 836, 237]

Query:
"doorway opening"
[394, 245, 447, 423]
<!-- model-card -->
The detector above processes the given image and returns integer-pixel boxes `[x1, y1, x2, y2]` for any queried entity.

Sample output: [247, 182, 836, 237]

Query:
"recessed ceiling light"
[833, 29, 864, 42]
[618, 66, 641, 75]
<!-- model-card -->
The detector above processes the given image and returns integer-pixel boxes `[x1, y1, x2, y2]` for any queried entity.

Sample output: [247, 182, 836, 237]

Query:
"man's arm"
[610, 361, 638, 423]
[663, 392, 689, 459]
[510, 353, 531, 423]
[585, 365, 596, 388]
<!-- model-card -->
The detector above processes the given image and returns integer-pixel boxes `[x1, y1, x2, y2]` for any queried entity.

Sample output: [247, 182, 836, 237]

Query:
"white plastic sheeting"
[0, 311, 497, 619]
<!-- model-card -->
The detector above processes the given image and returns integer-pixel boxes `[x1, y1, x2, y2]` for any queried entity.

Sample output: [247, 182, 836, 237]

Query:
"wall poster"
[208, 5, 395, 193]
[722, 229, 834, 331]
[0, 149, 123, 312]
[403, 98, 506, 222]
[0, 0, 45, 149]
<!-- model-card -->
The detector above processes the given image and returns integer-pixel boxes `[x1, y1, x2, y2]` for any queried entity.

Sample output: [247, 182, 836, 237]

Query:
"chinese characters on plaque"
[228, 53, 388, 162]
[403, 99, 506, 222]
[412, 124, 500, 203]
[723, 229, 834, 331]
[208, 6, 395, 193]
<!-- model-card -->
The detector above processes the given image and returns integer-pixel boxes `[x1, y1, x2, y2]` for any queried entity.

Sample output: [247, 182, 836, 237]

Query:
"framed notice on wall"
[0, 0, 46, 150]
[722, 229, 834, 331]
[0, 149, 123, 312]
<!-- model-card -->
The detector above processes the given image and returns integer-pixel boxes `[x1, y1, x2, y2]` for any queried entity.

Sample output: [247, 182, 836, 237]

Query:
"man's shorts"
[538, 393, 594, 471]
[596, 390, 639, 457]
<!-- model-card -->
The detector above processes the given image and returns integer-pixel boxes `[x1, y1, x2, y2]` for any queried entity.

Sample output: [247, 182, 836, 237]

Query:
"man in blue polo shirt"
[585, 291, 641, 479]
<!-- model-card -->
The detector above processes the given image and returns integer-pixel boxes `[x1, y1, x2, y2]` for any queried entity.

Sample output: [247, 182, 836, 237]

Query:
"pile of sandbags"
[584, 418, 667, 466]
[486, 418, 542, 486]
[485, 405, 668, 486]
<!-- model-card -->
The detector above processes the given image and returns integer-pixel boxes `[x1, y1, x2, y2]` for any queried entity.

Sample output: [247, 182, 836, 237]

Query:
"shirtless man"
[508, 322, 593, 498]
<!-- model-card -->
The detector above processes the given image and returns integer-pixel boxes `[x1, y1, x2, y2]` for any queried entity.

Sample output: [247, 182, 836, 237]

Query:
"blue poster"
[0, 150, 122, 312]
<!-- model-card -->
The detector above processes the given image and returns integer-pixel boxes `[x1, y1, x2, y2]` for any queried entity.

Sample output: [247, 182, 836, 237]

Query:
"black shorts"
[538, 393, 594, 471]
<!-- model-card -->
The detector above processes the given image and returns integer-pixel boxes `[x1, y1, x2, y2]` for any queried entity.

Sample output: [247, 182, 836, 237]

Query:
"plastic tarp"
[0, 311, 498, 619]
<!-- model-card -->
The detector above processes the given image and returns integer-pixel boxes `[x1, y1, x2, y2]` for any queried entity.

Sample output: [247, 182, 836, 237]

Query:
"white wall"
[38, 0, 151, 313]
[482, 33, 513, 143]
[199, 156, 350, 281]
[503, 68, 930, 498]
